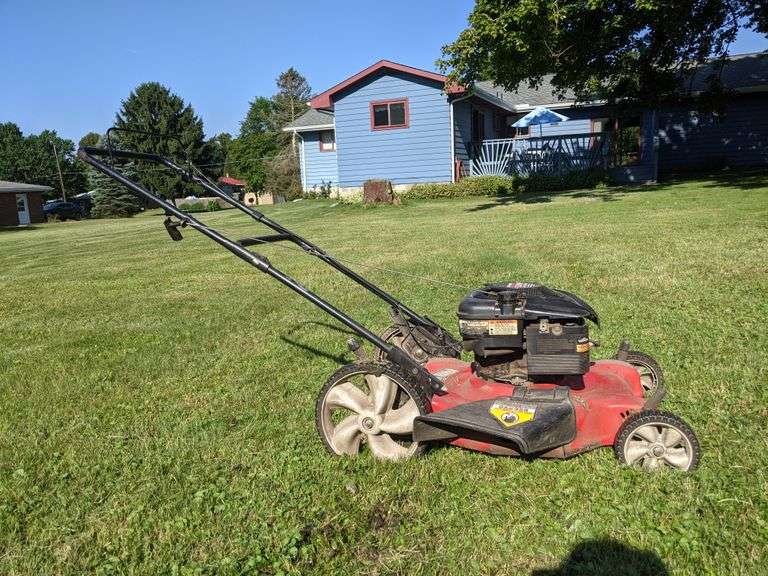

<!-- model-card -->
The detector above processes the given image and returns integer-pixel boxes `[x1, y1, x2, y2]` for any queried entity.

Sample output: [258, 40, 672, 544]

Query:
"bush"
[398, 176, 518, 199]
[177, 201, 206, 213]
[396, 171, 609, 200]
[206, 199, 221, 212]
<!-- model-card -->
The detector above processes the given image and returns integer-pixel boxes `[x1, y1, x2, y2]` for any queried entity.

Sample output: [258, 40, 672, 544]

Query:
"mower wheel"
[315, 362, 431, 461]
[373, 325, 431, 364]
[614, 410, 700, 472]
[615, 350, 664, 397]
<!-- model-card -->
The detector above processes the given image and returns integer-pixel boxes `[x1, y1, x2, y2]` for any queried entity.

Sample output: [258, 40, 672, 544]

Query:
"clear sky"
[1, 1, 766, 144]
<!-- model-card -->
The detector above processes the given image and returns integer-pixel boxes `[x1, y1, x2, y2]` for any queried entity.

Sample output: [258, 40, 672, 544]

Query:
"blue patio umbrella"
[511, 106, 569, 136]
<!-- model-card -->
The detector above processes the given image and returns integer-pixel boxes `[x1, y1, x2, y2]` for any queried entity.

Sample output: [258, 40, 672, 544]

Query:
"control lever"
[164, 217, 187, 242]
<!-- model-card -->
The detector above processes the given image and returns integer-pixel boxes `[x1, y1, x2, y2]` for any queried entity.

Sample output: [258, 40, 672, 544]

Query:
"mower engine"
[458, 283, 599, 383]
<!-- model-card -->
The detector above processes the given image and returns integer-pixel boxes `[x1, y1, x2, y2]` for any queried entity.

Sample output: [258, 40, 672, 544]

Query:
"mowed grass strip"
[1, 175, 767, 575]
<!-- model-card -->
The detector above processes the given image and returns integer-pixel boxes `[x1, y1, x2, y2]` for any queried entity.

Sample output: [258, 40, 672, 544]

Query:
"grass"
[1, 174, 767, 575]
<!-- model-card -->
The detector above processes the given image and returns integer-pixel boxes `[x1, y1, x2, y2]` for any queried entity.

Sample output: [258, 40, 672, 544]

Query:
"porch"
[466, 132, 611, 177]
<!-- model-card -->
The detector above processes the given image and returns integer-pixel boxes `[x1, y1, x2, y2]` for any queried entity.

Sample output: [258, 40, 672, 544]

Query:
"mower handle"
[77, 146, 449, 397]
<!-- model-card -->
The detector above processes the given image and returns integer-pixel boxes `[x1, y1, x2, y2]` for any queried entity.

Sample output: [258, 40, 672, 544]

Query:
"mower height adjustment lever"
[164, 217, 187, 242]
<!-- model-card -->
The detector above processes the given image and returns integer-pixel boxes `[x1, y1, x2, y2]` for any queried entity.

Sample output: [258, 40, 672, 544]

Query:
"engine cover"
[458, 283, 598, 380]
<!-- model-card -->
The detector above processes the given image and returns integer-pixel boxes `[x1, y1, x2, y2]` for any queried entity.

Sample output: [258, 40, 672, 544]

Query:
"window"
[319, 130, 335, 152]
[370, 99, 409, 130]
[511, 126, 529, 139]
[591, 118, 610, 133]
[471, 109, 485, 142]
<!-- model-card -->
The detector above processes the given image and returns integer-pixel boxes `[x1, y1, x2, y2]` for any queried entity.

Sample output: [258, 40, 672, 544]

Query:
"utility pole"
[51, 142, 67, 201]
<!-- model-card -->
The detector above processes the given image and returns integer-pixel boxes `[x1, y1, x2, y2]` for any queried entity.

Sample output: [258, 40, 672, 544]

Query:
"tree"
[227, 132, 279, 191]
[90, 161, 142, 218]
[272, 68, 311, 136]
[265, 68, 312, 195]
[440, 1, 768, 108]
[240, 97, 276, 137]
[87, 134, 142, 218]
[114, 82, 209, 198]
[0, 122, 87, 200]
[78, 132, 101, 149]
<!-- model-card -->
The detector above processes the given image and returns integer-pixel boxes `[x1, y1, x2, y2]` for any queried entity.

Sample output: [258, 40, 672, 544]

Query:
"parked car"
[44, 201, 83, 221]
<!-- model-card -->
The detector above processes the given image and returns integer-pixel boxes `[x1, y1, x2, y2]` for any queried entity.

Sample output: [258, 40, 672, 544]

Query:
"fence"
[467, 132, 613, 178]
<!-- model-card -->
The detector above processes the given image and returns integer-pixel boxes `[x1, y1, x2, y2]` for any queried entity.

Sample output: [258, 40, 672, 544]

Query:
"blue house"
[283, 55, 768, 195]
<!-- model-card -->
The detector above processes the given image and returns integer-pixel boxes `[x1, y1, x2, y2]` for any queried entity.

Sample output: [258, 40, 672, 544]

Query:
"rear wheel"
[615, 350, 663, 397]
[315, 362, 430, 461]
[614, 410, 700, 472]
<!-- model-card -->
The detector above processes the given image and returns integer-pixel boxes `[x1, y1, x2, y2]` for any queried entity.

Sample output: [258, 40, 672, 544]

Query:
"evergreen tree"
[89, 139, 142, 218]
[272, 68, 311, 143]
[114, 82, 209, 199]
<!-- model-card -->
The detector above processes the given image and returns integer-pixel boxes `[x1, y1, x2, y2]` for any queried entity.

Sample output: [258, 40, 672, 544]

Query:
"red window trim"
[318, 130, 336, 152]
[370, 98, 410, 131]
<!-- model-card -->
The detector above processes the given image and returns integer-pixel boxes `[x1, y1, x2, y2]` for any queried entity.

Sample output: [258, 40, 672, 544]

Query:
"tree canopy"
[227, 68, 311, 196]
[440, 0, 768, 107]
[0, 122, 87, 200]
[114, 82, 211, 198]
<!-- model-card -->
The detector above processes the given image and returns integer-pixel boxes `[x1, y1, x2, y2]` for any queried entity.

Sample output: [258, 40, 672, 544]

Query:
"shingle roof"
[283, 108, 335, 131]
[684, 52, 768, 93]
[0, 180, 54, 194]
[476, 52, 768, 109]
[476, 76, 576, 109]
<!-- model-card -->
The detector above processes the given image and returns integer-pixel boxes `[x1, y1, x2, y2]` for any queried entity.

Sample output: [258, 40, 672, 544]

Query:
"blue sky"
[1, 0, 766, 144]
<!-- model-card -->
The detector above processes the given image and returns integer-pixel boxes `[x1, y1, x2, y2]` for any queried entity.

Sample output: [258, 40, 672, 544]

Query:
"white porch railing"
[468, 132, 613, 178]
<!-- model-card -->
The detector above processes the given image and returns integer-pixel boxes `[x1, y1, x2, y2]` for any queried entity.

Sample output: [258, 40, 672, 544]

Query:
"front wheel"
[315, 362, 430, 461]
[614, 410, 700, 472]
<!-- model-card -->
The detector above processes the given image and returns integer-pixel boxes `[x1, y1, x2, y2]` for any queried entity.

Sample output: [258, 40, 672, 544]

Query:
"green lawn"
[1, 174, 767, 575]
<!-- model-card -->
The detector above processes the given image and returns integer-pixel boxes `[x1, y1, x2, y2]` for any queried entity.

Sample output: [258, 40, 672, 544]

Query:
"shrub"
[516, 169, 609, 194]
[177, 201, 206, 213]
[206, 199, 221, 212]
[397, 176, 518, 199]
[396, 171, 609, 200]
[303, 180, 333, 199]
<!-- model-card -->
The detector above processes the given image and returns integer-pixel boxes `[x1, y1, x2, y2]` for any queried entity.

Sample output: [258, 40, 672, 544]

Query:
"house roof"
[684, 52, 768, 93]
[0, 180, 53, 194]
[218, 176, 246, 186]
[282, 108, 335, 132]
[476, 77, 577, 110]
[477, 52, 768, 110]
[309, 60, 458, 110]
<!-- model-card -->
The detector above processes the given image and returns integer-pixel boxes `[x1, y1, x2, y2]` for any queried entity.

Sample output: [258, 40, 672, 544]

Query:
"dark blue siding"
[334, 71, 452, 187]
[658, 93, 768, 175]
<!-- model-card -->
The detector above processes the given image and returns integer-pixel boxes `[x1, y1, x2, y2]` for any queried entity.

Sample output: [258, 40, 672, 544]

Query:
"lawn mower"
[78, 136, 700, 472]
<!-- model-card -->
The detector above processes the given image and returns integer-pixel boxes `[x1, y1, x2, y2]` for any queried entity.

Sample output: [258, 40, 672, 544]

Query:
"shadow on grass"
[663, 167, 768, 191]
[0, 225, 43, 232]
[279, 321, 357, 364]
[465, 185, 654, 212]
[531, 539, 667, 576]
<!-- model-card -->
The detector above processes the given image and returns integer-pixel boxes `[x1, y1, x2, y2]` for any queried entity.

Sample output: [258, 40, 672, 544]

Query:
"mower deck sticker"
[489, 399, 537, 428]
[488, 319, 519, 336]
[432, 368, 458, 381]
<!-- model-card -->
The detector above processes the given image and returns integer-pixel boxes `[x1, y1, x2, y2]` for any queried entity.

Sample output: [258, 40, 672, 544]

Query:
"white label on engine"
[488, 320, 519, 335]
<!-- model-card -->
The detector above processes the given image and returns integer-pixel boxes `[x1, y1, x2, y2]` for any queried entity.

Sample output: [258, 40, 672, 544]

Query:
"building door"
[16, 194, 30, 225]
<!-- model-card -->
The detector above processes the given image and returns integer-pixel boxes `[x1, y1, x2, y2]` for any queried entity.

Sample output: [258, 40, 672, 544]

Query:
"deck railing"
[467, 132, 613, 178]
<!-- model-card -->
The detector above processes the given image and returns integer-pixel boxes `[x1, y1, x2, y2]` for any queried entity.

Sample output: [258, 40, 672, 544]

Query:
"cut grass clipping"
[1, 173, 767, 575]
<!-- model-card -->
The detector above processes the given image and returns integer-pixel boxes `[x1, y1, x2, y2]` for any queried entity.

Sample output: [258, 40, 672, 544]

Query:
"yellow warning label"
[576, 342, 590, 353]
[489, 400, 536, 428]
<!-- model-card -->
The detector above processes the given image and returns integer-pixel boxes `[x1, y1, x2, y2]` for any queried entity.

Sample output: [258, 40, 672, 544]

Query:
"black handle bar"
[77, 145, 448, 396]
